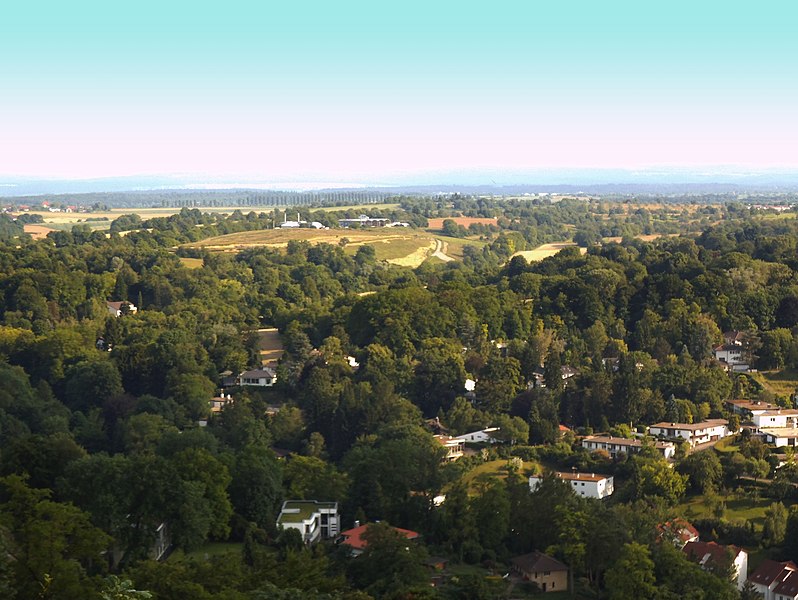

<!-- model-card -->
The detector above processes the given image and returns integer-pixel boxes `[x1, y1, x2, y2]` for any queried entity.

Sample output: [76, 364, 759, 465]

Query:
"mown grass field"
[511, 242, 586, 262]
[457, 459, 538, 495]
[178, 257, 204, 269]
[677, 493, 795, 531]
[755, 369, 798, 398]
[436, 235, 487, 260]
[183, 227, 438, 267]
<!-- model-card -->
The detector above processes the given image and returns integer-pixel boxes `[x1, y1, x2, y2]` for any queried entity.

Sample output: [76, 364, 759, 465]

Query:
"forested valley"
[3, 196, 798, 599]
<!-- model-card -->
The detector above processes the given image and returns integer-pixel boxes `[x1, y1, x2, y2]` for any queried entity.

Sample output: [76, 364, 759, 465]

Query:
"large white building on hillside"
[529, 471, 614, 500]
[582, 435, 676, 460]
[648, 419, 729, 447]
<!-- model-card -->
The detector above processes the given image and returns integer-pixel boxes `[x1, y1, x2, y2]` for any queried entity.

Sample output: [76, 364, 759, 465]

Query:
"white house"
[236, 368, 278, 387]
[581, 435, 676, 460]
[713, 344, 749, 371]
[434, 435, 464, 462]
[529, 471, 614, 500]
[683, 541, 748, 590]
[747, 559, 798, 600]
[276, 501, 340, 544]
[456, 427, 500, 444]
[649, 419, 729, 447]
[107, 301, 137, 317]
[725, 399, 780, 418]
[753, 409, 798, 430]
[761, 428, 798, 448]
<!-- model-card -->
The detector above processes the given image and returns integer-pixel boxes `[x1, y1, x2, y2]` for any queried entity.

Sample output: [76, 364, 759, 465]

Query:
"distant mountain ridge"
[2, 168, 798, 199]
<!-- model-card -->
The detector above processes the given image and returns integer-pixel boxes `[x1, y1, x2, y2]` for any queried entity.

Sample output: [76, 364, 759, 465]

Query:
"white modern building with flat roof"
[753, 409, 798, 430]
[276, 501, 340, 544]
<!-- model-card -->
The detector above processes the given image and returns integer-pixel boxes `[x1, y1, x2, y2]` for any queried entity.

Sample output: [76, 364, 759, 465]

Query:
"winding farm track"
[431, 239, 454, 262]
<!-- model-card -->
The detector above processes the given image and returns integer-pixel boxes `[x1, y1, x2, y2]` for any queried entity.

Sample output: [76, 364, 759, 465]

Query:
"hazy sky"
[1, 1, 796, 182]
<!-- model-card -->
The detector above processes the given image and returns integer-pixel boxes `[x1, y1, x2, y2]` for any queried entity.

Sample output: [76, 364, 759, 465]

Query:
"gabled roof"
[650, 419, 727, 432]
[511, 551, 568, 574]
[774, 571, 798, 597]
[682, 541, 743, 568]
[657, 519, 699, 546]
[339, 524, 419, 551]
[240, 368, 276, 378]
[758, 409, 798, 417]
[583, 435, 675, 450]
[748, 559, 798, 587]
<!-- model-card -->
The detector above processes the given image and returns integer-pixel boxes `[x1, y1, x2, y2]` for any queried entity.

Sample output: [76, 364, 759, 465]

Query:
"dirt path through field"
[387, 240, 436, 267]
[431, 239, 454, 262]
[256, 328, 284, 367]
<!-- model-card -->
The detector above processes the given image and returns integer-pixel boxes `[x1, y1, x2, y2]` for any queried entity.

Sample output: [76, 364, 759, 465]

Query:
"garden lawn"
[677, 493, 795, 531]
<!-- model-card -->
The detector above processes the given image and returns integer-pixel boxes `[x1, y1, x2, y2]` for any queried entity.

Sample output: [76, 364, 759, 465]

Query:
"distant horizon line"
[3, 167, 798, 197]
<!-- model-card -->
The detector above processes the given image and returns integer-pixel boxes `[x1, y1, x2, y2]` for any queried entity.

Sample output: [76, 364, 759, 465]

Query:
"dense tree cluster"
[2, 199, 798, 598]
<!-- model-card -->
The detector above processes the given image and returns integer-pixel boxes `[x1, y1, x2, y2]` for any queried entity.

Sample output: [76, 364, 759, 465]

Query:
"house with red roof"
[338, 523, 420, 556]
[747, 559, 798, 600]
[682, 541, 748, 590]
[656, 519, 699, 549]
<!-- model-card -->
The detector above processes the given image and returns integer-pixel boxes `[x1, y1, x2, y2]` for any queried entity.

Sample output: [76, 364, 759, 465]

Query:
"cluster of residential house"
[275, 501, 418, 555]
[272, 497, 769, 594]
[726, 398, 798, 448]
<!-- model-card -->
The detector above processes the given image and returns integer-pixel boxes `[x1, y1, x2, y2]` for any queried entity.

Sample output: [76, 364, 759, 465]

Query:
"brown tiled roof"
[583, 435, 674, 450]
[552, 471, 608, 482]
[682, 541, 742, 567]
[657, 519, 699, 545]
[650, 419, 727, 432]
[339, 524, 419, 551]
[511, 551, 568, 574]
[774, 571, 798, 597]
[748, 559, 798, 586]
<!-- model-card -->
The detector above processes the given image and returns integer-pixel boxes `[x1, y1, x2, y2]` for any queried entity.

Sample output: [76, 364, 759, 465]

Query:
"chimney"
[353, 520, 360, 528]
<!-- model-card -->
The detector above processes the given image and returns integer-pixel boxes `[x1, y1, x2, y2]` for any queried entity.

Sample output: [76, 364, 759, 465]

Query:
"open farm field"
[426, 217, 499, 230]
[256, 327, 284, 367]
[602, 233, 680, 244]
[178, 257, 204, 269]
[316, 203, 401, 212]
[183, 227, 439, 267]
[511, 242, 586, 262]
[23, 224, 56, 239]
[23, 206, 278, 229]
[435, 235, 487, 260]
